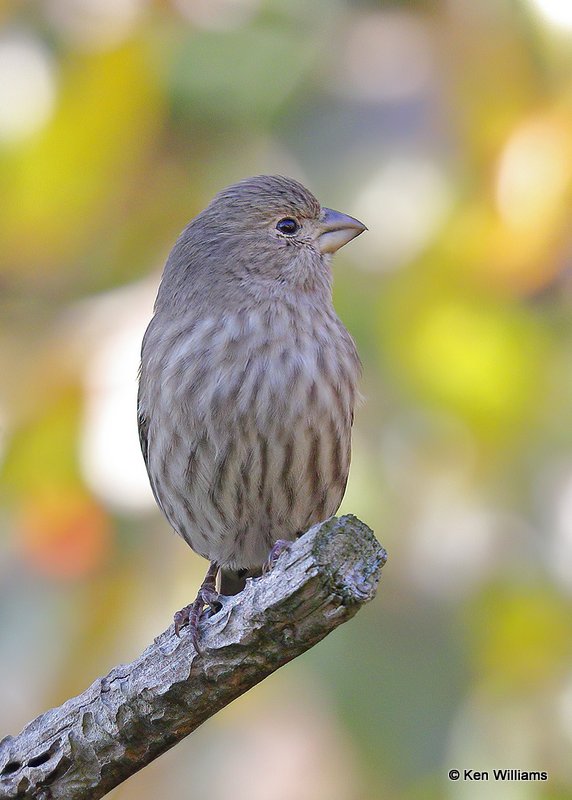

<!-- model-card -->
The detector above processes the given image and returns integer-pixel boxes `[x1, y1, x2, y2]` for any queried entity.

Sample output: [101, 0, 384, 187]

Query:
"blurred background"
[1, 0, 572, 797]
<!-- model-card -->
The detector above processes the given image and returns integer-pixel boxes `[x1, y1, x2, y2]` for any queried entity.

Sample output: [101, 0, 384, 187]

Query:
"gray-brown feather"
[138, 175, 360, 571]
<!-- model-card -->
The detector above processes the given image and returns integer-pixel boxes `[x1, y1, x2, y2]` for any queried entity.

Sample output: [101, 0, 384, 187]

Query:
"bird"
[137, 175, 366, 646]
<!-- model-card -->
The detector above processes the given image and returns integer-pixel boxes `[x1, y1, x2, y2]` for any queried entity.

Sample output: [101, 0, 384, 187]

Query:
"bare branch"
[0, 515, 386, 800]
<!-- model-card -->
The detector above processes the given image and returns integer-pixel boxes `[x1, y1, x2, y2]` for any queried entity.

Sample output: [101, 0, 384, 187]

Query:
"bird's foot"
[263, 539, 291, 574]
[174, 561, 222, 650]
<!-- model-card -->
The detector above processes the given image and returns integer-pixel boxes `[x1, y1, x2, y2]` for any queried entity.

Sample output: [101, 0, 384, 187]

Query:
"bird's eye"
[276, 217, 299, 235]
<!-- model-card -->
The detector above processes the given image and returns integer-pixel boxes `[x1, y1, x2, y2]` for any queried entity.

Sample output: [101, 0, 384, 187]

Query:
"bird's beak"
[318, 208, 367, 254]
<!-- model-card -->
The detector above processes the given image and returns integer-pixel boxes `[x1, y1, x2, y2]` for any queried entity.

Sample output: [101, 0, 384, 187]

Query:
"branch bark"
[0, 515, 386, 800]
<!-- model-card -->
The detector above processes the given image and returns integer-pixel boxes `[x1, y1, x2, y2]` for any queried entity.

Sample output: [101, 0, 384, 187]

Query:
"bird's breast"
[140, 303, 360, 568]
[175, 305, 358, 432]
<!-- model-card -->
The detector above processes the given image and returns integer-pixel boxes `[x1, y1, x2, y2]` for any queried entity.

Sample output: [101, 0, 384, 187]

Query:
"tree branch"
[0, 515, 386, 800]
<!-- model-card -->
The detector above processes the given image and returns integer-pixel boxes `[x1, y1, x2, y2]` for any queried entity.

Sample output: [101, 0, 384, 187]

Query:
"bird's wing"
[137, 407, 170, 518]
[137, 408, 150, 468]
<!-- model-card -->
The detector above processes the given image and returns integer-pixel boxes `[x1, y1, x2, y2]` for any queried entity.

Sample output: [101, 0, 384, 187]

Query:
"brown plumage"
[138, 175, 365, 643]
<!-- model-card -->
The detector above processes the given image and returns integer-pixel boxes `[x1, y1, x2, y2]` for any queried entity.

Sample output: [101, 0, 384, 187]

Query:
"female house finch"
[138, 175, 365, 645]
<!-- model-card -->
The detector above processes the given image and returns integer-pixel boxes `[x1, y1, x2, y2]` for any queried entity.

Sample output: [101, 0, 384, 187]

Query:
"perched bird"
[138, 175, 366, 644]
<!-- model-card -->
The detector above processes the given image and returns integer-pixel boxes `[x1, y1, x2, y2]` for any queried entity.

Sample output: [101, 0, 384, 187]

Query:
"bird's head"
[159, 175, 366, 309]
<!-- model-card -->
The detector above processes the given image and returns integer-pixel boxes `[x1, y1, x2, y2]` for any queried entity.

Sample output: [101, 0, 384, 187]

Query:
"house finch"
[138, 175, 365, 645]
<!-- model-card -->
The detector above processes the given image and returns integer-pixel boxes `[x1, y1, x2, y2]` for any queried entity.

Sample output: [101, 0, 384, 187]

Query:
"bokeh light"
[354, 155, 452, 270]
[45, 0, 147, 50]
[78, 283, 156, 512]
[495, 116, 571, 232]
[529, 0, 572, 30]
[0, 32, 56, 143]
[17, 486, 111, 578]
[336, 11, 437, 103]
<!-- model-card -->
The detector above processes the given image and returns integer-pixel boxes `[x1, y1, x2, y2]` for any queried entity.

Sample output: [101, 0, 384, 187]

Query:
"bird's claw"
[263, 539, 291, 574]
[174, 561, 221, 650]
[174, 604, 193, 638]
